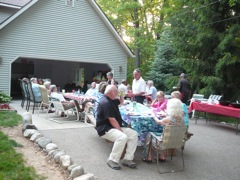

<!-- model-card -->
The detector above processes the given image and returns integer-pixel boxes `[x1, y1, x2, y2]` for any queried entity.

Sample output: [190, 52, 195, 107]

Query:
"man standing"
[178, 73, 191, 104]
[96, 85, 138, 170]
[131, 69, 146, 104]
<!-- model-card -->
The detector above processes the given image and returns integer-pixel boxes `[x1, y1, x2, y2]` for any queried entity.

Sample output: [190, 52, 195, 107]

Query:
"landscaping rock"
[60, 155, 73, 169]
[48, 149, 61, 158]
[45, 143, 58, 152]
[37, 137, 52, 149]
[23, 129, 38, 138]
[69, 165, 84, 179]
[30, 132, 43, 142]
[68, 164, 79, 174]
[73, 173, 96, 180]
[54, 150, 66, 164]
[22, 123, 38, 132]
[22, 112, 32, 125]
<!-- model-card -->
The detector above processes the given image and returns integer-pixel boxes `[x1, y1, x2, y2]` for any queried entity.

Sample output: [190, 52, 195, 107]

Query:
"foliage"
[96, 0, 164, 76]
[147, 28, 180, 93]
[0, 111, 22, 127]
[0, 91, 11, 103]
[165, 0, 240, 100]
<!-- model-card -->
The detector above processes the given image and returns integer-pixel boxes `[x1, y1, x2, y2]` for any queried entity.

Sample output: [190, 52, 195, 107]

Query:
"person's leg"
[121, 127, 138, 160]
[121, 128, 138, 168]
[101, 129, 128, 163]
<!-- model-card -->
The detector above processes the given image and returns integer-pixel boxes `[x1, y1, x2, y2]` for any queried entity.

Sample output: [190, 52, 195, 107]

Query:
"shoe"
[122, 160, 137, 168]
[142, 158, 152, 163]
[48, 110, 55, 113]
[107, 159, 121, 170]
[60, 113, 67, 117]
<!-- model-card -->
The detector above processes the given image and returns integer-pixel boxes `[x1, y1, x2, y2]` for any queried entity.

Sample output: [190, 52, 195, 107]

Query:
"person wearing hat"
[178, 73, 191, 104]
[106, 72, 116, 85]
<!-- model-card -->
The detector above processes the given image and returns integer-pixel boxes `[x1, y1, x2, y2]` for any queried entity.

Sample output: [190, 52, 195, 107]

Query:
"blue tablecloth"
[119, 103, 163, 146]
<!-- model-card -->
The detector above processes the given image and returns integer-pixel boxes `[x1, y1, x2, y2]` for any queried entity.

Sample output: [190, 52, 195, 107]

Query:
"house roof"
[0, 0, 135, 58]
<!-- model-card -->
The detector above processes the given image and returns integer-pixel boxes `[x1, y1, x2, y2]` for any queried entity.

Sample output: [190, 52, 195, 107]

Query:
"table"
[63, 93, 94, 103]
[189, 101, 240, 134]
[119, 103, 163, 146]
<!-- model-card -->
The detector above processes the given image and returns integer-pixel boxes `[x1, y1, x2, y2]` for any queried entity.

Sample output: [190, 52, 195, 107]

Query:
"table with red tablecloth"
[189, 101, 240, 134]
[63, 93, 94, 103]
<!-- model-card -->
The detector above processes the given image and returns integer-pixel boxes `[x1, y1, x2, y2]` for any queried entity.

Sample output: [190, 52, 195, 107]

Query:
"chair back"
[26, 81, 35, 101]
[39, 86, 50, 105]
[161, 125, 188, 150]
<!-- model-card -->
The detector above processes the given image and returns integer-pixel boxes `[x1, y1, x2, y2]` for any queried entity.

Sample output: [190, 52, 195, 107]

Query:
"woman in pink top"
[150, 91, 168, 112]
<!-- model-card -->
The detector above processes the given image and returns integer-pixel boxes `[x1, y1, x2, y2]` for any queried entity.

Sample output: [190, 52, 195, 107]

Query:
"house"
[0, 0, 134, 96]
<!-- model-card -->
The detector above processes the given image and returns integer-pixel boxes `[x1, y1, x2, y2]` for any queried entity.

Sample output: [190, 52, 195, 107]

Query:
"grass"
[0, 111, 45, 180]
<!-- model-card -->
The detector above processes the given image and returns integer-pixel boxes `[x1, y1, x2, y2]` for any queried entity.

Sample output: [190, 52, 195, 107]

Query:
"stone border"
[21, 112, 98, 180]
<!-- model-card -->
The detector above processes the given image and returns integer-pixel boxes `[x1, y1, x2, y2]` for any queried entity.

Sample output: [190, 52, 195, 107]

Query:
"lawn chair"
[38, 86, 52, 117]
[49, 101, 79, 124]
[150, 125, 188, 174]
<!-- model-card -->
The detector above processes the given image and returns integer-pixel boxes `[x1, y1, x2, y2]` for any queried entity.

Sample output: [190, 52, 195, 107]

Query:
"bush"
[0, 91, 11, 103]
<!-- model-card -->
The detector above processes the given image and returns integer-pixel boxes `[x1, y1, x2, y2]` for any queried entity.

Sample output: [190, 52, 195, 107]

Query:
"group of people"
[94, 69, 190, 170]
[22, 69, 191, 171]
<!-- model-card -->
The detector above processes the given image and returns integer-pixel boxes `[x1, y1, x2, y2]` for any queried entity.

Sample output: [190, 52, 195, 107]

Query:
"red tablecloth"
[189, 101, 240, 119]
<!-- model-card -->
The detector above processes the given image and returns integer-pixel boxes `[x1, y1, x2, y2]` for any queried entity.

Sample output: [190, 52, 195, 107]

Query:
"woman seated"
[142, 98, 184, 163]
[150, 91, 168, 113]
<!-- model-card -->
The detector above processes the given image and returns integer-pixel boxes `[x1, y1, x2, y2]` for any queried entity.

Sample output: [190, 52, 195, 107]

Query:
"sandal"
[142, 158, 152, 163]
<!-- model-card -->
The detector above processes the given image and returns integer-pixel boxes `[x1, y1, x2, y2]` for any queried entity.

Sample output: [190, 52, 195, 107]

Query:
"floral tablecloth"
[119, 103, 163, 146]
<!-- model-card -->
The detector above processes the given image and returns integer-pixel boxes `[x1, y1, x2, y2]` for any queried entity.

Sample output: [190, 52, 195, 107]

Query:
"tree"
[167, 0, 240, 100]
[96, 0, 165, 76]
[147, 28, 179, 92]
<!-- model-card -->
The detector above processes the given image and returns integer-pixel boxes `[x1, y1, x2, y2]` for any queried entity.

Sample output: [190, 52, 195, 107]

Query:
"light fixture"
[119, 66, 122, 72]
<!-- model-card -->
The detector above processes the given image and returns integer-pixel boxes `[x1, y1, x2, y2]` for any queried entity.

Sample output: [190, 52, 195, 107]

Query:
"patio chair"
[26, 81, 42, 114]
[49, 101, 79, 124]
[38, 86, 52, 116]
[18, 79, 29, 109]
[150, 125, 188, 174]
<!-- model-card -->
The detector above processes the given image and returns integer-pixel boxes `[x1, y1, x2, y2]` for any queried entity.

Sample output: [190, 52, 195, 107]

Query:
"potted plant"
[0, 91, 12, 110]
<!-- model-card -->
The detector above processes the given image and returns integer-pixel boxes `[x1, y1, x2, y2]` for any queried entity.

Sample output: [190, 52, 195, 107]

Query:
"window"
[65, 0, 74, 7]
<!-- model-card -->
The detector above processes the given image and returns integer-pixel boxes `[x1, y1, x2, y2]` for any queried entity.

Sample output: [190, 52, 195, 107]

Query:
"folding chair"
[49, 101, 79, 124]
[150, 125, 188, 174]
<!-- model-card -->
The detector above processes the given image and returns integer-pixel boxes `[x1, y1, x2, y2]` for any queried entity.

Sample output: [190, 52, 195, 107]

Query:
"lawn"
[0, 111, 44, 180]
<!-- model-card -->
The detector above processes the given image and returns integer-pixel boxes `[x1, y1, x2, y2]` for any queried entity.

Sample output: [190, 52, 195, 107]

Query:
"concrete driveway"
[11, 100, 240, 180]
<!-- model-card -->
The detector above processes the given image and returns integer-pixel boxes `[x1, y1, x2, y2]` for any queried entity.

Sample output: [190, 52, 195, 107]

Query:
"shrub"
[0, 91, 11, 103]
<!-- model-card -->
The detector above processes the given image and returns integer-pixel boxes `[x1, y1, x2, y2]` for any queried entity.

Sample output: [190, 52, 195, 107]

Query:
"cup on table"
[62, 89, 65, 94]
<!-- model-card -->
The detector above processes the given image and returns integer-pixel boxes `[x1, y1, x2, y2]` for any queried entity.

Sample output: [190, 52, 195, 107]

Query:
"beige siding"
[0, 0, 128, 95]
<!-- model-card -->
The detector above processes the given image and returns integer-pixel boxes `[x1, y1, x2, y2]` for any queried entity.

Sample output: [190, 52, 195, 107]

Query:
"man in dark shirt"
[178, 73, 191, 104]
[96, 85, 138, 170]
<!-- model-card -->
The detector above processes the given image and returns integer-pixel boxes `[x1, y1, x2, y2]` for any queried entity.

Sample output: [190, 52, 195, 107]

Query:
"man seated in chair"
[95, 85, 138, 170]
[50, 85, 81, 116]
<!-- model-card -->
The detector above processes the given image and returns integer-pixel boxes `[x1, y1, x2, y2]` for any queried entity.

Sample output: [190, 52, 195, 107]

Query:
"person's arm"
[108, 117, 122, 131]
[119, 90, 124, 105]
[152, 114, 170, 125]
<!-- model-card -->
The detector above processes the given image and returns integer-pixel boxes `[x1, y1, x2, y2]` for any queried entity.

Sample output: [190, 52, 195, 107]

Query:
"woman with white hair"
[142, 98, 184, 163]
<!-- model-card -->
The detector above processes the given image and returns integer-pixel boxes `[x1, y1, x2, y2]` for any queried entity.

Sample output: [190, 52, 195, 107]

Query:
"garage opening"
[11, 58, 111, 98]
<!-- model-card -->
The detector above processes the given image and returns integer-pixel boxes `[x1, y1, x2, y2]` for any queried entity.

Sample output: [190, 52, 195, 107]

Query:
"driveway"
[11, 100, 240, 180]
